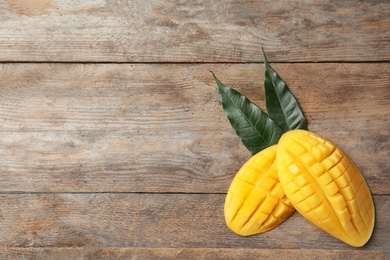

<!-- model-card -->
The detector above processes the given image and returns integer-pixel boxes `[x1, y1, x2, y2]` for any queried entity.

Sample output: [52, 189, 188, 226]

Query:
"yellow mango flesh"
[276, 130, 375, 247]
[224, 145, 295, 236]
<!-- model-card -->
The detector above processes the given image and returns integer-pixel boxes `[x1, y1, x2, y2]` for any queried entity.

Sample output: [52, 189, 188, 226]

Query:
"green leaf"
[211, 72, 284, 155]
[263, 49, 307, 132]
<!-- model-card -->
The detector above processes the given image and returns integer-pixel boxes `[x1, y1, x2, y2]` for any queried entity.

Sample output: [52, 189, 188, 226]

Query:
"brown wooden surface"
[0, 194, 388, 252]
[0, 0, 389, 62]
[0, 63, 388, 194]
[0, 0, 389, 259]
[0, 248, 385, 260]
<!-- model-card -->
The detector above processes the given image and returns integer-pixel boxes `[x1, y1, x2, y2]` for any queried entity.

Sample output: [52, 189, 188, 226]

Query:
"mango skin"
[224, 145, 295, 236]
[276, 130, 375, 247]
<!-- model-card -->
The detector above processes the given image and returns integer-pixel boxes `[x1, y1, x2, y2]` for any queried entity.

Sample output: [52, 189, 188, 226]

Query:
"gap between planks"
[0, 61, 390, 65]
[0, 191, 227, 195]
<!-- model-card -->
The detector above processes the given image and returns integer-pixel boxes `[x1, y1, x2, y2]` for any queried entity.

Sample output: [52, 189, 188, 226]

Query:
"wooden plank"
[0, 0, 389, 62]
[0, 63, 388, 193]
[0, 194, 388, 256]
[0, 247, 385, 260]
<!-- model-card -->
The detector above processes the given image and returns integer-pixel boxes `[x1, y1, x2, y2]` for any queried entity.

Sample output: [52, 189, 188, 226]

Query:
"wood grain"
[1, 0, 388, 258]
[0, 248, 385, 260]
[0, 194, 388, 257]
[0, 0, 389, 62]
[0, 63, 388, 193]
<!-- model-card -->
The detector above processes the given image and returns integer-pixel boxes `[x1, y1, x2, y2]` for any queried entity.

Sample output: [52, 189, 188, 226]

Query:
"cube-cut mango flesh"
[277, 130, 375, 247]
[224, 145, 295, 236]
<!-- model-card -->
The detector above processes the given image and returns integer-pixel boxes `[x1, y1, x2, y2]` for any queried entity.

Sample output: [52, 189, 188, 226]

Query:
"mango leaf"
[263, 49, 307, 132]
[211, 72, 284, 155]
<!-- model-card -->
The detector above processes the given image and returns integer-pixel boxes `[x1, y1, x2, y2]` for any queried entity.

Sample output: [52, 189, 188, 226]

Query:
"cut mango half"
[277, 130, 375, 247]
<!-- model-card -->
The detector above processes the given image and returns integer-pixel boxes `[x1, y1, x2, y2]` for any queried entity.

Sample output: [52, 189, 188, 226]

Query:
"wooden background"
[0, 0, 389, 259]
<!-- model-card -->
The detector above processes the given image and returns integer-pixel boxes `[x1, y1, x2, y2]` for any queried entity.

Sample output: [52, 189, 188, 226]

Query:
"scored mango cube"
[277, 130, 375, 247]
[224, 145, 295, 236]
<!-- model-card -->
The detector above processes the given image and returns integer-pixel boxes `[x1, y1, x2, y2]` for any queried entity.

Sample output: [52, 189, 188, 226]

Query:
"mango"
[224, 145, 295, 236]
[276, 130, 375, 247]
